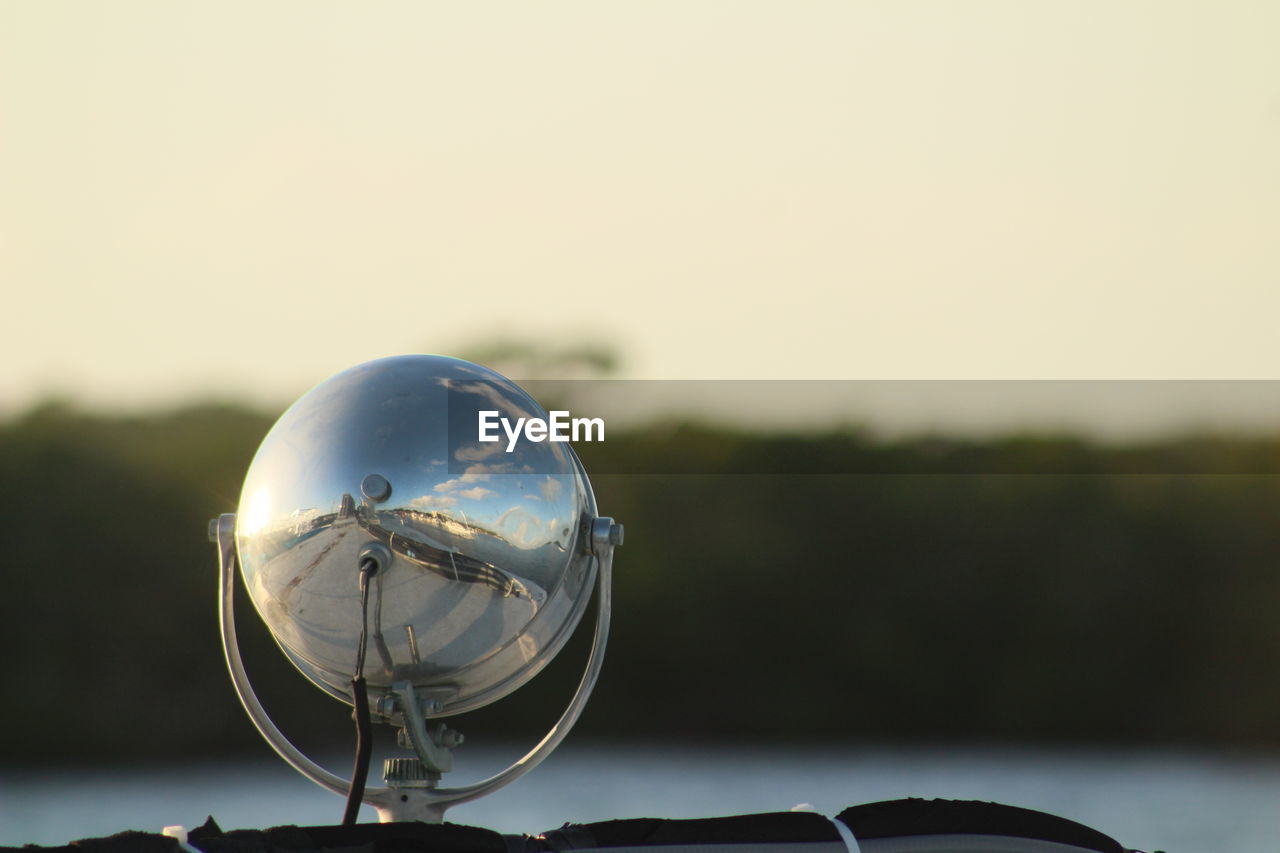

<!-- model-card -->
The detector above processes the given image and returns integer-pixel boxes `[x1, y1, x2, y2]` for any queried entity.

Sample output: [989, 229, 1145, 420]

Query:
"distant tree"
[453, 339, 620, 379]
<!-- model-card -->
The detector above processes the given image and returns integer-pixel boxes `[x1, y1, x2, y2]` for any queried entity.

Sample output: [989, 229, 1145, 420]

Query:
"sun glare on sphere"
[242, 488, 272, 536]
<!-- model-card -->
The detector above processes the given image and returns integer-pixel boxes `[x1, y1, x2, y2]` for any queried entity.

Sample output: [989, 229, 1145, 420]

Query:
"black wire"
[343, 558, 378, 826]
[355, 560, 373, 680]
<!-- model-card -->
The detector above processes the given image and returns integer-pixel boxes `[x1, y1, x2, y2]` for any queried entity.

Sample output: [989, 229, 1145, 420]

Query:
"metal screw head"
[361, 473, 392, 503]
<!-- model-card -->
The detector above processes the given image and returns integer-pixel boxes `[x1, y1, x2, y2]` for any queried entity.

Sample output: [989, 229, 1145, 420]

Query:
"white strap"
[161, 825, 203, 853]
[829, 816, 863, 853]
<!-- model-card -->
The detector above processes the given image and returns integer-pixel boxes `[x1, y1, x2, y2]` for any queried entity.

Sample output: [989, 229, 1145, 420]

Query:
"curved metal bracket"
[215, 511, 615, 823]
[392, 679, 455, 774]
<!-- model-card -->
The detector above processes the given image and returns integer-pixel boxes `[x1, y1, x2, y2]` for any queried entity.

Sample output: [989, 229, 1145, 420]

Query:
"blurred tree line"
[2, 399, 1280, 766]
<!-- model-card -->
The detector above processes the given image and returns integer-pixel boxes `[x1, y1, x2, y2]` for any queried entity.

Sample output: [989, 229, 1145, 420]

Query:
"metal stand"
[213, 512, 616, 823]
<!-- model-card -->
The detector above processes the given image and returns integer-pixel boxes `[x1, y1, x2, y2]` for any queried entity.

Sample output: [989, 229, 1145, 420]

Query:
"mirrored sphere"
[235, 355, 598, 715]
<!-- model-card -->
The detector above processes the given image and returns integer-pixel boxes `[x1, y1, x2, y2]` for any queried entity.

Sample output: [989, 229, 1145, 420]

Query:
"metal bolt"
[590, 516, 623, 552]
[430, 722, 463, 748]
[361, 473, 392, 503]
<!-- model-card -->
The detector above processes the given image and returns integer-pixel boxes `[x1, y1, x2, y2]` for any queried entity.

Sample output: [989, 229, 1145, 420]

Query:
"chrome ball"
[234, 355, 598, 715]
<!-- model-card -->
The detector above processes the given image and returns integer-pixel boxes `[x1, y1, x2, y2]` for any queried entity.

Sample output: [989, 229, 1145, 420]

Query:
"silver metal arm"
[414, 525, 614, 813]
[215, 511, 615, 823]
[217, 513, 350, 797]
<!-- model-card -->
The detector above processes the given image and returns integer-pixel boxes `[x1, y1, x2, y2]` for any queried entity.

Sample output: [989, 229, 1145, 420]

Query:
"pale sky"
[2, 2, 1278, 422]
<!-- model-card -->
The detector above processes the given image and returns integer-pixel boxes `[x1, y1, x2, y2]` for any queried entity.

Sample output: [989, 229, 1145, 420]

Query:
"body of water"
[3, 744, 1278, 851]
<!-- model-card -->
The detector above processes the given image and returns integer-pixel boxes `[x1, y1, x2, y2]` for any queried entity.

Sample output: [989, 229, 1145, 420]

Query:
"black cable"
[355, 559, 374, 679]
[342, 557, 378, 826]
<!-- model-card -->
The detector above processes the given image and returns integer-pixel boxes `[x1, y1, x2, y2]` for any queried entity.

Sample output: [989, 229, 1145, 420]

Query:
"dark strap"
[540, 812, 840, 849]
